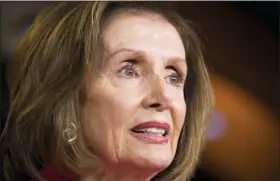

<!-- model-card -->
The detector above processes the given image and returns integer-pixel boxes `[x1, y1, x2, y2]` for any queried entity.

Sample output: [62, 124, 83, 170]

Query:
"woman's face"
[81, 13, 187, 172]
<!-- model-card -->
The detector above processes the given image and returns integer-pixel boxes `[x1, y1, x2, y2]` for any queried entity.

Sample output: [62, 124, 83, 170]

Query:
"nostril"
[149, 103, 161, 108]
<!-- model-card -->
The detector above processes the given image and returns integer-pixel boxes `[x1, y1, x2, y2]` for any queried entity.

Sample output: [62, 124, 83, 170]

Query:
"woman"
[1, 2, 213, 181]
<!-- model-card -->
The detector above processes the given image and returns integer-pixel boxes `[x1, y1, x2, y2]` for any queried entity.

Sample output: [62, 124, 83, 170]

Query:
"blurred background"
[0, 2, 279, 181]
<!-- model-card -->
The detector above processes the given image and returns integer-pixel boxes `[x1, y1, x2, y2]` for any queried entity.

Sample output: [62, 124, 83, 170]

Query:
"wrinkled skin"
[81, 12, 187, 181]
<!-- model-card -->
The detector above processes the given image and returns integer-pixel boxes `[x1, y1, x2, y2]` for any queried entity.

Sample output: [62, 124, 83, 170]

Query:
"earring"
[63, 122, 77, 143]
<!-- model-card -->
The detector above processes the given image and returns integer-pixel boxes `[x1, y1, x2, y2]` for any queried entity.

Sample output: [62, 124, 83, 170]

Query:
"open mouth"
[131, 127, 168, 137]
[130, 121, 170, 144]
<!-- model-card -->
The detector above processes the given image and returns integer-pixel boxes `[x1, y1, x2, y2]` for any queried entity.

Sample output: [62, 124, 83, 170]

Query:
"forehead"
[101, 12, 186, 60]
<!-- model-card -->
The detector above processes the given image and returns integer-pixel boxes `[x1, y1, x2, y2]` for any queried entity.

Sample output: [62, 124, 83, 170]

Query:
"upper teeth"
[135, 128, 166, 135]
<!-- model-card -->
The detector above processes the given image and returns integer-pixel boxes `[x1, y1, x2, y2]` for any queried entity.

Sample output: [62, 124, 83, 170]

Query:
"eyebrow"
[105, 48, 144, 61]
[105, 48, 186, 65]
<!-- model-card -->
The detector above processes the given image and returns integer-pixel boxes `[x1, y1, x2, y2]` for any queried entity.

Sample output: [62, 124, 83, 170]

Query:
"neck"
[80, 164, 158, 181]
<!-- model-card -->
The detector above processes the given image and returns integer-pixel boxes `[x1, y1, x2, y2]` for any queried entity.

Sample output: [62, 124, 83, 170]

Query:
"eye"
[165, 73, 183, 85]
[118, 62, 139, 78]
[165, 66, 186, 87]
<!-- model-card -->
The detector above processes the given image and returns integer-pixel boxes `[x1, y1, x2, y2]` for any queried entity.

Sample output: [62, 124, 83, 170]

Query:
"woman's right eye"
[117, 63, 139, 78]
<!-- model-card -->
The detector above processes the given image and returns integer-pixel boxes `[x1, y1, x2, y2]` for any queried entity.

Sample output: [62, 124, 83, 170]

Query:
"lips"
[130, 121, 170, 144]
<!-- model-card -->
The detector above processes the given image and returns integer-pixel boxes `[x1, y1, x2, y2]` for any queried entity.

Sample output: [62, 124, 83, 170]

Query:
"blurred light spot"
[206, 110, 227, 141]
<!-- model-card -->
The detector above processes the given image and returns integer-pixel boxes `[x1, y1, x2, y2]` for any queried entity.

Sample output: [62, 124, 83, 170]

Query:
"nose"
[142, 76, 172, 112]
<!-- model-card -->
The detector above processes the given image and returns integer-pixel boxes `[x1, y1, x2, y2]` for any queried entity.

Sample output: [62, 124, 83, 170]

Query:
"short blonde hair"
[1, 2, 213, 181]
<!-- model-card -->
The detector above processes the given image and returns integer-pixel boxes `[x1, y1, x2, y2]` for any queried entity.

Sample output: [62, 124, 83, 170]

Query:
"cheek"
[82, 93, 122, 135]
[170, 97, 186, 155]
[81, 81, 143, 161]
[81, 83, 140, 140]
[172, 93, 187, 140]
[80, 93, 126, 160]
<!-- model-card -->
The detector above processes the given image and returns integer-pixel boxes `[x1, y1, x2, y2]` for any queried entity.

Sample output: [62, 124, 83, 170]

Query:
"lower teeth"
[146, 132, 163, 136]
[131, 130, 165, 136]
[133, 131, 163, 136]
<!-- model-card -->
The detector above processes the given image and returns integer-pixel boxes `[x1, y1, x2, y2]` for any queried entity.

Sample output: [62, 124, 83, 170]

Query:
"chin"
[116, 133, 176, 171]
[131, 145, 174, 171]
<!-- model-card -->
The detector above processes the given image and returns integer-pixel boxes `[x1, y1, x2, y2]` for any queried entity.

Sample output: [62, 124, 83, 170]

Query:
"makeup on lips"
[130, 121, 170, 144]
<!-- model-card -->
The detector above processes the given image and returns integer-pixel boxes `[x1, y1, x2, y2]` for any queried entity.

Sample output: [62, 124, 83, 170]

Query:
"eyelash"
[166, 66, 186, 87]
[117, 61, 139, 78]
[117, 61, 186, 87]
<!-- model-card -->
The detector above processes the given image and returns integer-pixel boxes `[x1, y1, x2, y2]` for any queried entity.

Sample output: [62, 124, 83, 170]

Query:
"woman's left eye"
[165, 73, 184, 87]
